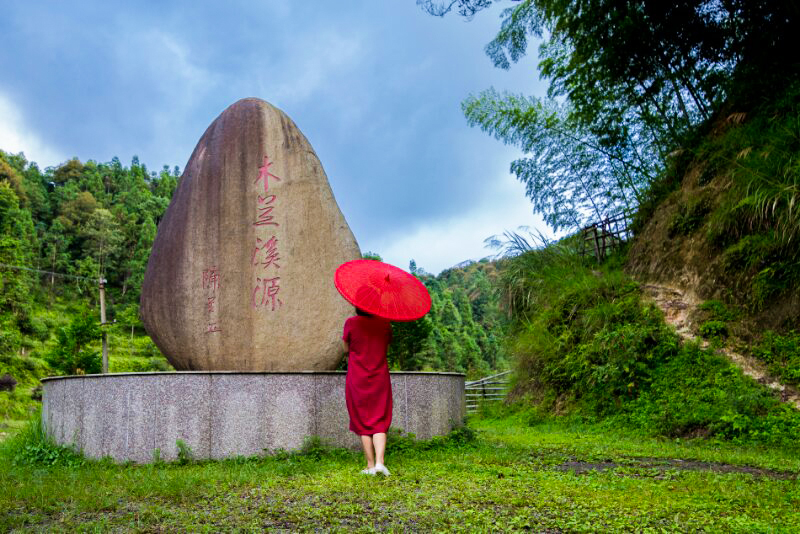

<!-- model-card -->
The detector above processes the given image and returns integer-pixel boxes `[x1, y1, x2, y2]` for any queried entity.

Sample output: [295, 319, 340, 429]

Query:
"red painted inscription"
[202, 267, 221, 292]
[251, 235, 281, 269]
[253, 194, 279, 227]
[251, 153, 285, 312]
[255, 155, 281, 193]
[252, 276, 282, 311]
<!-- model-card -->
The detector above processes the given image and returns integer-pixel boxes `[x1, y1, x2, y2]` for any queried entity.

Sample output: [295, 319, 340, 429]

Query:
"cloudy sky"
[0, 0, 549, 274]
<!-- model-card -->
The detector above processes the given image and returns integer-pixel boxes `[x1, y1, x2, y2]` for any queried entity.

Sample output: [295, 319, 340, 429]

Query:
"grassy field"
[2, 413, 799, 532]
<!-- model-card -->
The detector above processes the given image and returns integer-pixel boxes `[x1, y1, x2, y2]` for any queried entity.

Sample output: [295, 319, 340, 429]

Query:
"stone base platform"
[41, 371, 465, 463]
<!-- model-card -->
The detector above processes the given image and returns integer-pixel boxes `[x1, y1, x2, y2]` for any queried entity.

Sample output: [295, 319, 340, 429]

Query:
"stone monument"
[44, 97, 466, 463]
[140, 98, 361, 371]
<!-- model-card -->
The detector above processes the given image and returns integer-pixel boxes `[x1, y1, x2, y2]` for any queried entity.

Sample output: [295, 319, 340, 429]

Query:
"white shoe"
[361, 467, 376, 475]
[374, 464, 390, 476]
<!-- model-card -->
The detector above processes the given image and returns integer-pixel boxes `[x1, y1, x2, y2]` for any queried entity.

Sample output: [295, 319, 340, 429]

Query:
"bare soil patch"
[641, 283, 800, 409]
[555, 456, 797, 479]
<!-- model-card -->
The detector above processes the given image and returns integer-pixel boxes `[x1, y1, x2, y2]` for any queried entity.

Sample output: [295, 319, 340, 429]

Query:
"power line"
[0, 262, 94, 281]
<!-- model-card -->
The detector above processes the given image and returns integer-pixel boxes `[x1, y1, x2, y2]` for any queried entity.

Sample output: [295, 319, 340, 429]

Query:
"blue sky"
[0, 0, 549, 274]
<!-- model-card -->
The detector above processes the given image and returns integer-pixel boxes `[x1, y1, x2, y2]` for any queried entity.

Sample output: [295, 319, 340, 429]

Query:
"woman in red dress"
[342, 308, 393, 476]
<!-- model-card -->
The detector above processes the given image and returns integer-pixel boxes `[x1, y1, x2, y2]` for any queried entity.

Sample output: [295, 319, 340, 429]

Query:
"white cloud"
[368, 171, 552, 274]
[0, 92, 65, 167]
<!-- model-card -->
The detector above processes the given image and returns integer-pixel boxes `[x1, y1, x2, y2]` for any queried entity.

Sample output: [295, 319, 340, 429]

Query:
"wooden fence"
[579, 212, 633, 262]
[465, 370, 511, 414]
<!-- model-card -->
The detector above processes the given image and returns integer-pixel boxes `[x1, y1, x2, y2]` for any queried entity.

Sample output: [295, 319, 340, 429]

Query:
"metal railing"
[465, 370, 511, 414]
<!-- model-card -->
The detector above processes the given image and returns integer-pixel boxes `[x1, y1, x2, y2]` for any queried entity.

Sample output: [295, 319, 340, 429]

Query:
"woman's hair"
[355, 308, 373, 317]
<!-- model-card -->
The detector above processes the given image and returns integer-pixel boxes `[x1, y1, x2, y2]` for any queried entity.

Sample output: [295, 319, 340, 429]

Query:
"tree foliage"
[387, 260, 508, 376]
[0, 181, 35, 321]
[425, 0, 800, 231]
[45, 311, 102, 375]
[464, 89, 657, 229]
[0, 149, 179, 341]
[417, 0, 497, 18]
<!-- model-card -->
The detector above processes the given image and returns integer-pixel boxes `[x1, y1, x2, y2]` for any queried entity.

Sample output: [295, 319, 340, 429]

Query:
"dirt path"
[641, 283, 800, 410]
[556, 456, 797, 479]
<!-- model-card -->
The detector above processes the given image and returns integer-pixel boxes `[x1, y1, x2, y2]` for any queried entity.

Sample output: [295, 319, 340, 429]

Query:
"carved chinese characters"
[251, 156, 283, 311]
[140, 98, 361, 370]
[203, 267, 222, 333]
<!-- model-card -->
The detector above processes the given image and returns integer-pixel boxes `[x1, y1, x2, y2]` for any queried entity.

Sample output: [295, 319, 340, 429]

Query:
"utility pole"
[99, 277, 108, 373]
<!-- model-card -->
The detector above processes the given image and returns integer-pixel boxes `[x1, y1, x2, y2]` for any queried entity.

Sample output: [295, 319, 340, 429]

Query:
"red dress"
[343, 315, 393, 435]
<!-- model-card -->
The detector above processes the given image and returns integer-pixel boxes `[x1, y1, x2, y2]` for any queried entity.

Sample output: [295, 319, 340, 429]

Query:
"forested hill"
[1, 154, 179, 418]
[0, 153, 178, 308]
[387, 258, 508, 376]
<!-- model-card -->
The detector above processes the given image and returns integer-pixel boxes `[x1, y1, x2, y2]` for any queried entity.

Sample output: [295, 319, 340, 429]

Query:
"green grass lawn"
[1, 415, 799, 532]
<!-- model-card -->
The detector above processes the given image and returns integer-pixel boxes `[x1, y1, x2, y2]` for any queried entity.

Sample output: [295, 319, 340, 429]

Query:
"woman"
[342, 308, 393, 476]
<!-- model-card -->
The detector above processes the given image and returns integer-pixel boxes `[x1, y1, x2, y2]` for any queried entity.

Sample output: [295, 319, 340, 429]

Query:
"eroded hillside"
[627, 93, 800, 337]
[626, 87, 800, 399]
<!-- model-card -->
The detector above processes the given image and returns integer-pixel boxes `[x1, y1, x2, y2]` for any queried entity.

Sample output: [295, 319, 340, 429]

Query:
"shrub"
[296, 435, 345, 460]
[0, 327, 22, 356]
[0, 373, 16, 391]
[19, 315, 49, 341]
[175, 439, 194, 465]
[667, 195, 712, 237]
[624, 344, 800, 445]
[501, 241, 800, 445]
[0, 414, 85, 467]
[698, 300, 738, 322]
[721, 234, 776, 271]
[752, 331, 800, 386]
[109, 356, 170, 373]
[512, 269, 679, 415]
[697, 151, 728, 186]
[44, 311, 101, 375]
[699, 320, 727, 339]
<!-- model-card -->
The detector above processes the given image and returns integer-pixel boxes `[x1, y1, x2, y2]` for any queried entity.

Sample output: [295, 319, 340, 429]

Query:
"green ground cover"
[1, 415, 798, 532]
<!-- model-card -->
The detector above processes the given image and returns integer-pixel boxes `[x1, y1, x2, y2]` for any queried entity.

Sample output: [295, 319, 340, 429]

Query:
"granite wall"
[41, 372, 465, 463]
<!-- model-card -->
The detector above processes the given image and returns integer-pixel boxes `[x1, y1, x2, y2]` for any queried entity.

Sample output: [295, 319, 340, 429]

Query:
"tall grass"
[489, 230, 586, 321]
[704, 84, 800, 248]
[0, 412, 85, 467]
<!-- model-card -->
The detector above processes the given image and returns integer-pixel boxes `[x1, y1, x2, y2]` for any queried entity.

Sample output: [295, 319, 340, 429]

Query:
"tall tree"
[0, 182, 36, 321]
[82, 208, 124, 278]
[422, 0, 800, 230]
[387, 315, 434, 370]
[463, 89, 657, 229]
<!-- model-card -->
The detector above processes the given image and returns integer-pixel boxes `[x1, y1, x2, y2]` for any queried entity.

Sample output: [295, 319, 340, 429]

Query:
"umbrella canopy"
[334, 260, 432, 321]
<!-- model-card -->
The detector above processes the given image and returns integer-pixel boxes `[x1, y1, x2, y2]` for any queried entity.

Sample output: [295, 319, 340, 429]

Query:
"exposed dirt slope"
[625, 111, 799, 334]
[641, 283, 800, 409]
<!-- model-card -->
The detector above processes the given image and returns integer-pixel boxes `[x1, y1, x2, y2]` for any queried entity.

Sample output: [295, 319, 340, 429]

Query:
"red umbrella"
[334, 260, 432, 321]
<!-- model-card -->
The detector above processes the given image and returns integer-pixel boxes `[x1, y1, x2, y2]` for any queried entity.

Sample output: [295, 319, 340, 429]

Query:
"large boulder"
[140, 98, 360, 370]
